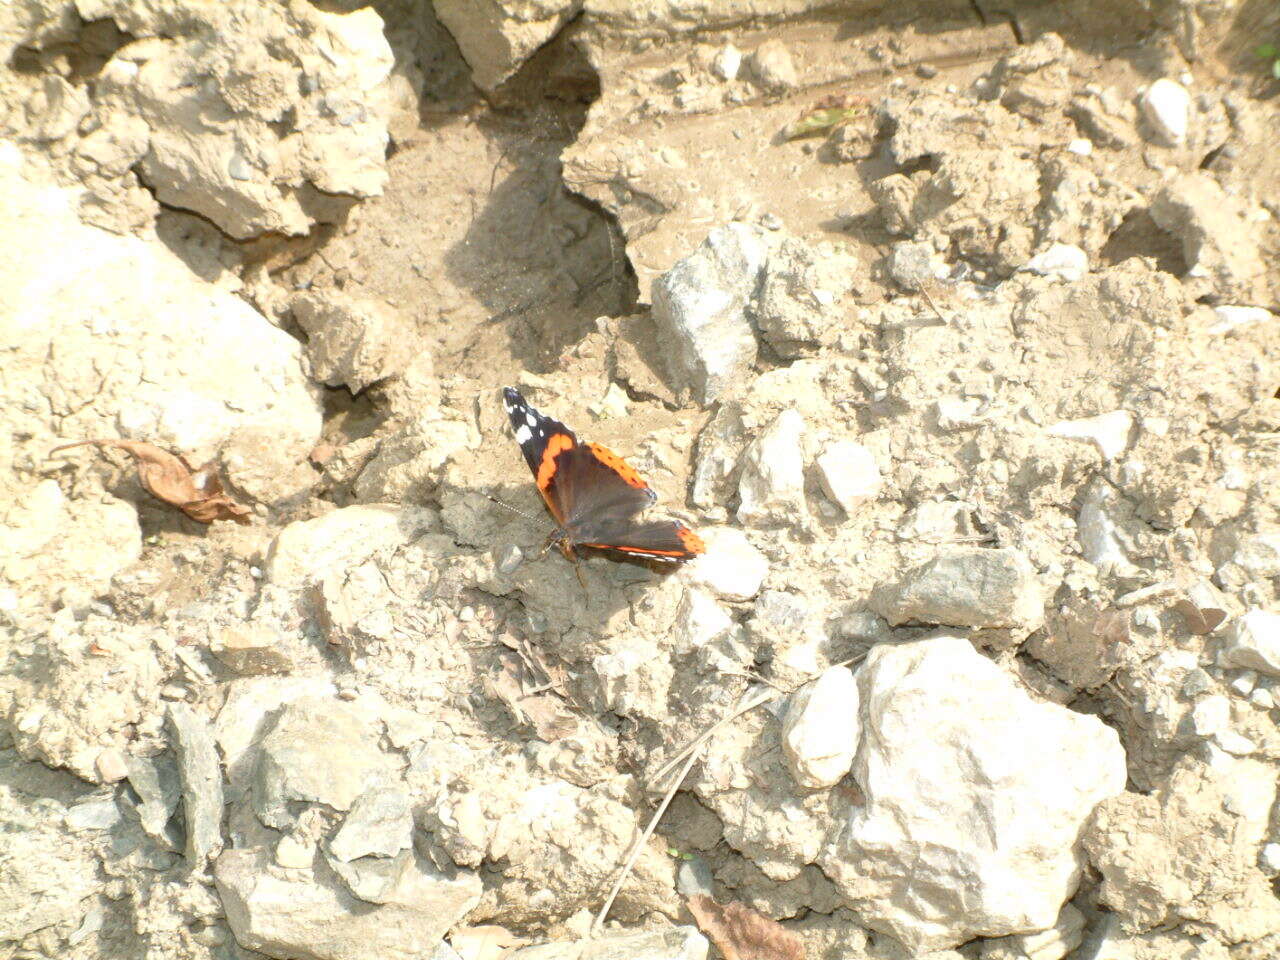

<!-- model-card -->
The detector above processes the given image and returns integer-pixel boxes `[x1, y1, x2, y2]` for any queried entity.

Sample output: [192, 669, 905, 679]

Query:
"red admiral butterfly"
[502, 387, 705, 569]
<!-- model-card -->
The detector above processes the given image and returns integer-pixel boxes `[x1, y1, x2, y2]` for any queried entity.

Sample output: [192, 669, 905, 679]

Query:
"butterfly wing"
[502, 387, 579, 526]
[572, 517, 706, 562]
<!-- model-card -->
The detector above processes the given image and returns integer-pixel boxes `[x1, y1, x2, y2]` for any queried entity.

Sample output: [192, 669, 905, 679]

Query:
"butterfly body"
[502, 387, 705, 565]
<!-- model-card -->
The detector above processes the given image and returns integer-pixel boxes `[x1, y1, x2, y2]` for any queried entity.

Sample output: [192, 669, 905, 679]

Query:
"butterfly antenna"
[485, 493, 552, 530]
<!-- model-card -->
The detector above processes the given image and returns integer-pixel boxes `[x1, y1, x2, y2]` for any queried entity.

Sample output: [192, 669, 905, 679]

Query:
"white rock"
[1250, 688, 1274, 710]
[1139, 78, 1190, 145]
[1191, 695, 1230, 736]
[747, 39, 797, 91]
[1219, 610, 1280, 676]
[0, 146, 321, 467]
[510, 928, 709, 960]
[1228, 669, 1258, 697]
[979, 903, 1085, 960]
[711, 44, 742, 81]
[1066, 138, 1093, 156]
[781, 666, 861, 790]
[674, 589, 735, 653]
[1215, 730, 1256, 756]
[266, 505, 438, 590]
[1208, 305, 1273, 335]
[736, 409, 807, 525]
[216, 845, 481, 960]
[1260, 842, 1280, 875]
[1046, 410, 1133, 461]
[291, 291, 418, 393]
[684, 528, 769, 601]
[651, 223, 768, 405]
[819, 636, 1127, 951]
[816, 440, 882, 515]
[434, 0, 580, 90]
[1076, 479, 1132, 570]
[1022, 243, 1089, 282]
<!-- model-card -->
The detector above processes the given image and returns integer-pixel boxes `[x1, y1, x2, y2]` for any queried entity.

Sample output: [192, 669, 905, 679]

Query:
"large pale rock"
[651, 224, 767, 405]
[434, 0, 583, 91]
[1083, 754, 1280, 940]
[509, 928, 709, 960]
[753, 236, 856, 358]
[266, 505, 439, 590]
[781, 666, 860, 790]
[819, 636, 1127, 951]
[291, 291, 418, 393]
[0, 142, 321, 472]
[215, 845, 481, 960]
[736, 409, 806, 525]
[1150, 173, 1265, 299]
[0, 781, 101, 943]
[872, 547, 1044, 646]
[85, 1, 394, 237]
[1218, 610, 1280, 676]
[815, 440, 882, 515]
[253, 697, 397, 831]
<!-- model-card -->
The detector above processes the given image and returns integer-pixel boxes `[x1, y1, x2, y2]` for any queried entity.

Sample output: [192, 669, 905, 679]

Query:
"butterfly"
[501, 387, 705, 575]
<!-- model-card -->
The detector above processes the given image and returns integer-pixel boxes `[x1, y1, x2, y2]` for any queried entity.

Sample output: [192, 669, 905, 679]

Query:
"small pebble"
[160, 683, 189, 701]
[1250, 688, 1274, 710]
[495, 543, 523, 575]
[1229, 669, 1258, 697]
[1215, 730, 1256, 756]
[1067, 138, 1093, 156]
[96, 747, 129, 783]
[1260, 842, 1280, 874]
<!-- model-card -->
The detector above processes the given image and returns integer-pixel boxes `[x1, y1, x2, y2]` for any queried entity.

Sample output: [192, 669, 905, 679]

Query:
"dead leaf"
[484, 653, 577, 742]
[1171, 598, 1227, 636]
[51, 439, 251, 525]
[783, 94, 871, 140]
[687, 894, 804, 960]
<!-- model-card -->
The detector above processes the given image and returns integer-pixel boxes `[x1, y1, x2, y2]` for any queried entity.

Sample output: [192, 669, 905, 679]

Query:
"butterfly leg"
[559, 540, 589, 593]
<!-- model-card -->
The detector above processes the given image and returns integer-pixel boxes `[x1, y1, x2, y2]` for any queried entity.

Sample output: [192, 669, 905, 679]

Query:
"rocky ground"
[2, 1, 1280, 959]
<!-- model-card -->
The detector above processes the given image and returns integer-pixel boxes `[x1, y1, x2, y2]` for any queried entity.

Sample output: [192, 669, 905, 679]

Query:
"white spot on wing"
[514, 425, 533, 444]
[525, 413, 536, 427]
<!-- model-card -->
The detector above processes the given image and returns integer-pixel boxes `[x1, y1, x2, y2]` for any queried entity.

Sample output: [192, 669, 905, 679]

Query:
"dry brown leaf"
[484, 653, 577, 742]
[1171, 598, 1227, 636]
[687, 894, 804, 960]
[51, 439, 250, 525]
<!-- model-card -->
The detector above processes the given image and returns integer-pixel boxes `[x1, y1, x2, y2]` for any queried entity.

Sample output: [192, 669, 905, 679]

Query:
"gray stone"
[753, 237, 857, 358]
[872, 546, 1044, 645]
[64, 795, 123, 832]
[254, 698, 396, 830]
[328, 784, 414, 863]
[736, 409, 807, 525]
[651, 223, 768, 405]
[676, 856, 715, 897]
[215, 845, 482, 960]
[167, 702, 225, 867]
[126, 752, 182, 844]
[781, 666, 861, 790]
[887, 240, 944, 287]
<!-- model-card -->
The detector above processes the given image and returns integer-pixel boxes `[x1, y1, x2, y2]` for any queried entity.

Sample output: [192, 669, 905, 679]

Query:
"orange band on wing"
[536, 433, 576, 491]
[585, 442, 652, 491]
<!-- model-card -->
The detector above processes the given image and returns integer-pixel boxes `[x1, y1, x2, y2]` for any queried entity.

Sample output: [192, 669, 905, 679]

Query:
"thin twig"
[592, 743, 703, 937]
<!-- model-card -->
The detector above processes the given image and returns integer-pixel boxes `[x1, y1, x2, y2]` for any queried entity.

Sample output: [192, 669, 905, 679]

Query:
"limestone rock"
[736, 409, 806, 526]
[328, 784, 414, 863]
[215, 845, 481, 960]
[747, 39, 797, 91]
[291, 290, 418, 394]
[815, 440, 882, 515]
[685, 528, 769, 601]
[1082, 754, 1280, 940]
[508, 928, 709, 960]
[266, 505, 439, 590]
[819, 636, 1127, 950]
[1138, 78, 1190, 146]
[89, 1, 394, 237]
[253, 697, 397, 831]
[781, 666, 860, 790]
[1218, 610, 1280, 677]
[0, 142, 320, 473]
[1150, 173, 1265, 300]
[753, 237, 855, 358]
[167, 702, 225, 867]
[872, 547, 1044, 646]
[651, 224, 768, 405]
[433, 0, 583, 91]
